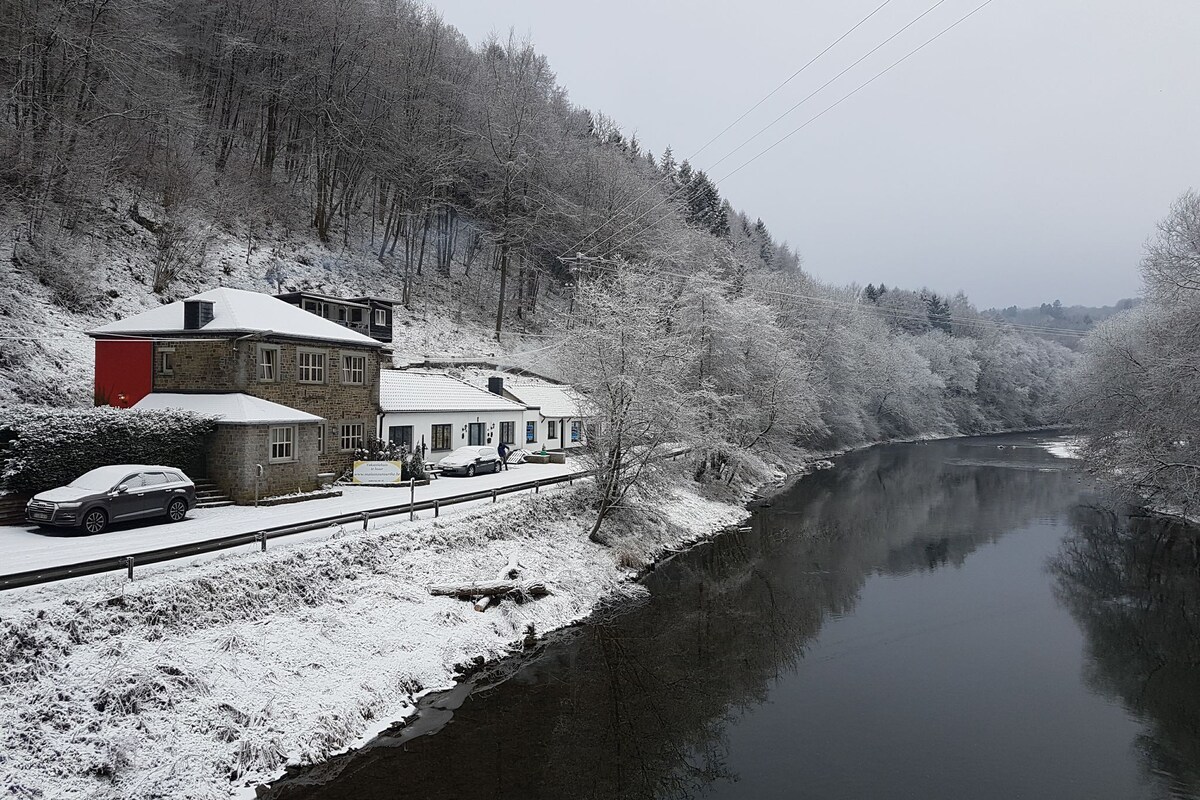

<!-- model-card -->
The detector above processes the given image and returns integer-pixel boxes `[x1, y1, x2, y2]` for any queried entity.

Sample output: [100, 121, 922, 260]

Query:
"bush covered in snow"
[0, 405, 217, 494]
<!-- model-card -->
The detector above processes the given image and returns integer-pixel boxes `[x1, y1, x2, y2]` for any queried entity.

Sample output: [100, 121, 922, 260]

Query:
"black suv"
[26, 465, 197, 534]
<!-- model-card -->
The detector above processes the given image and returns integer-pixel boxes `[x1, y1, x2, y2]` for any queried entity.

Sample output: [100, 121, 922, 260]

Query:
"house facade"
[378, 371, 529, 459]
[89, 288, 383, 502]
[275, 291, 396, 343]
[496, 380, 592, 452]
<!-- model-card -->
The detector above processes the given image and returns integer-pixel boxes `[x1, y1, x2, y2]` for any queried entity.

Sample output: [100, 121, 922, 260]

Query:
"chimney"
[488, 377, 504, 396]
[183, 299, 214, 330]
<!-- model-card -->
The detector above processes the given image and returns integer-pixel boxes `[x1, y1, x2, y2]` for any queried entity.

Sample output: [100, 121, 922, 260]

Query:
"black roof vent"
[488, 377, 504, 395]
[183, 300, 214, 330]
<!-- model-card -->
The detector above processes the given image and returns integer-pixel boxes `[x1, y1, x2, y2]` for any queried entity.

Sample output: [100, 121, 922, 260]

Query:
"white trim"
[374, 308, 387, 326]
[342, 354, 366, 385]
[269, 425, 296, 463]
[158, 347, 175, 376]
[257, 344, 280, 382]
[339, 422, 365, 452]
[297, 347, 327, 384]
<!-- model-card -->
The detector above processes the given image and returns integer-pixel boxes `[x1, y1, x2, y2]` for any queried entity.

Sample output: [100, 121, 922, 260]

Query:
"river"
[261, 433, 1200, 800]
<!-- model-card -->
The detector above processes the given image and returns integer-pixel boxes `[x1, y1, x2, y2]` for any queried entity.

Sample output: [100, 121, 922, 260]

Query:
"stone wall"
[154, 336, 380, 476]
[207, 423, 322, 504]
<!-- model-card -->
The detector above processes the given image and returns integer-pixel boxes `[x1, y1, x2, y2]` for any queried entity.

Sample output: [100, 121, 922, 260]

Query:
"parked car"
[26, 465, 197, 534]
[437, 446, 501, 477]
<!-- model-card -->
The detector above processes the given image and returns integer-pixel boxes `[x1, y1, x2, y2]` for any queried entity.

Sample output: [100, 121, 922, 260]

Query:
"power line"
[594, 0, 999, 260]
[569, 257, 1090, 339]
[560, 0, 907, 257]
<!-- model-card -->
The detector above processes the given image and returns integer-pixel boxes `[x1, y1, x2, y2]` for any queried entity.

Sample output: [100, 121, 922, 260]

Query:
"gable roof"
[379, 371, 529, 413]
[504, 384, 593, 418]
[89, 287, 381, 347]
[133, 392, 324, 425]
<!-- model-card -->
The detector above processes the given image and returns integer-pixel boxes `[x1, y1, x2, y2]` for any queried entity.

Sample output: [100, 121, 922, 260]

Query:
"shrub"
[0, 406, 217, 494]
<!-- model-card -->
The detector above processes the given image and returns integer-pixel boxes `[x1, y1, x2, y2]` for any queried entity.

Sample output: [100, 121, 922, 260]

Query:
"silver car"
[26, 465, 197, 534]
[437, 446, 502, 477]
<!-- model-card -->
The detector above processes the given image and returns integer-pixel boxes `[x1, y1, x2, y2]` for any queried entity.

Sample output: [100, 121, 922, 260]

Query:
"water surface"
[263, 434, 1200, 800]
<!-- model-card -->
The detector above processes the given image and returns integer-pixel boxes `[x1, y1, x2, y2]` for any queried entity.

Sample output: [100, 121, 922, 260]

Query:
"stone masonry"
[208, 423, 322, 504]
[152, 336, 380, 477]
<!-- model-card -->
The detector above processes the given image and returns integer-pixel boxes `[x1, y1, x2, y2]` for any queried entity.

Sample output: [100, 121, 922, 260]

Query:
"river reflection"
[261, 435, 1200, 800]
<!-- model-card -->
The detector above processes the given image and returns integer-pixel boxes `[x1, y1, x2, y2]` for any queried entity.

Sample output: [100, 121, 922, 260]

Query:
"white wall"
[378, 410, 524, 456]
[521, 411, 586, 451]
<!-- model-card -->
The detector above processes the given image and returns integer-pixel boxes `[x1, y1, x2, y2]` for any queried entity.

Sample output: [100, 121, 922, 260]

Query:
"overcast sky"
[433, 0, 1199, 308]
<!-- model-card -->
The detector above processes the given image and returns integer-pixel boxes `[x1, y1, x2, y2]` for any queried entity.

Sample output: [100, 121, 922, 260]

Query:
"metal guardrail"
[0, 447, 690, 592]
[0, 471, 588, 591]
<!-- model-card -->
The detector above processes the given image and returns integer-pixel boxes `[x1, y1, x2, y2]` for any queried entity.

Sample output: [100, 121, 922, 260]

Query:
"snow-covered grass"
[0, 467, 745, 799]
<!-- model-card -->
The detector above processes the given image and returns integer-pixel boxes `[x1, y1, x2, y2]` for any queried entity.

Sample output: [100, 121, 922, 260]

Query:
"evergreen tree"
[659, 146, 677, 185]
[865, 283, 879, 302]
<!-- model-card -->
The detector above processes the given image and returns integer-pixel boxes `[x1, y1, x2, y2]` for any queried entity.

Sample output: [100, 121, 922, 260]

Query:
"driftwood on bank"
[429, 556, 549, 611]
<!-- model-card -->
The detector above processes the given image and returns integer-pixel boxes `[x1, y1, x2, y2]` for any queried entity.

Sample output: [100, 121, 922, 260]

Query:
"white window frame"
[269, 426, 296, 463]
[158, 348, 175, 376]
[342, 354, 366, 385]
[339, 422, 364, 452]
[374, 308, 387, 326]
[257, 344, 280, 382]
[316, 425, 325, 454]
[297, 348, 327, 384]
[547, 420, 558, 439]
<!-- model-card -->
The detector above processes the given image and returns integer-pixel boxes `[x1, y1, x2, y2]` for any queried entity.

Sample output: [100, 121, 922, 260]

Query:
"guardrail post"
[125, 556, 134, 581]
[258, 531, 267, 552]
[434, 499, 439, 518]
[535, 480, 540, 494]
[492, 488, 497, 503]
[361, 511, 370, 531]
[409, 478, 416, 522]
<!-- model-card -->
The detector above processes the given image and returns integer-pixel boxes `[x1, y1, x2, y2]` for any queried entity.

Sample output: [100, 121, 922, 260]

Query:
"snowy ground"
[0, 465, 747, 800]
[0, 462, 582, 575]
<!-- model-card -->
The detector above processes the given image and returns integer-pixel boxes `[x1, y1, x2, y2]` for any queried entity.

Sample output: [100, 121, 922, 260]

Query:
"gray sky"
[433, 0, 1200, 308]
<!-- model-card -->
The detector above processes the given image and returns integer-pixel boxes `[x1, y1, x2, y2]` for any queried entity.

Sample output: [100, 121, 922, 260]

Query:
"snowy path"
[0, 461, 583, 575]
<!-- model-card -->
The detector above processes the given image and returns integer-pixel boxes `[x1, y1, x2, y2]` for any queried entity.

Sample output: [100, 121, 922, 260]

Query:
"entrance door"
[388, 425, 414, 451]
[468, 422, 485, 446]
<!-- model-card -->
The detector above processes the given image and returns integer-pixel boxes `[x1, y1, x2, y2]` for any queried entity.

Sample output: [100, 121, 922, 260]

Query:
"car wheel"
[167, 498, 188, 522]
[466, 465, 476, 477]
[82, 508, 108, 535]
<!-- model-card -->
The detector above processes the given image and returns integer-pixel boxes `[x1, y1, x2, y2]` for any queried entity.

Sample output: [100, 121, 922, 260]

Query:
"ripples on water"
[261, 434, 1200, 800]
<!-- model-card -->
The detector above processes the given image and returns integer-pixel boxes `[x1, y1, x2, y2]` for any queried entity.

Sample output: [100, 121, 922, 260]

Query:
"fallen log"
[475, 556, 522, 612]
[429, 580, 550, 601]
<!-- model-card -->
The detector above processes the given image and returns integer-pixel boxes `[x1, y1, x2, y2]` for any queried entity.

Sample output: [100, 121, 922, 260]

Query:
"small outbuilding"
[134, 392, 324, 504]
[378, 371, 529, 458]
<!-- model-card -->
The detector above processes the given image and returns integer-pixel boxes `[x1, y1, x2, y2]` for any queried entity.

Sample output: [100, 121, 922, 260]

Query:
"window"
[142, 472, 168, 486]
[270, 426, 295, 462]
[431, 424, 452, 451]
[571, 420, 582, 443]
[257, 345, 279, 382]
[342, 354, 366, 385]
[526, 421, 536, 443]
[303, 300, 320, 314]
[547, 421, 558, 439]
[158, 348, 175, 375]
[317, 425, 324, 454]
[389, 426, 413, 449]
[350, 308, 364, 324]
[500, 421, 515, 444]
[374, 308, 387, 326]
[339, 423, 364, 452]
[298, 349, 326, 383]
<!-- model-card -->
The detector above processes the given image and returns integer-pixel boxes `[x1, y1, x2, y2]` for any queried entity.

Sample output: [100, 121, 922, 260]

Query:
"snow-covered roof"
[133, 393, 324, 425]
[379, 371, 529, 413]
[89, 287, 381, 346]
[504, 384, 593, 418]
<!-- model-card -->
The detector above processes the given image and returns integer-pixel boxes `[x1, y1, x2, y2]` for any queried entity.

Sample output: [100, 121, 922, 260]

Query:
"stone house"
[89, 287, 383, 503]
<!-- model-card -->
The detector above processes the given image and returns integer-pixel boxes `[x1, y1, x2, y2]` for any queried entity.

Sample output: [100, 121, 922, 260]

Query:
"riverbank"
[0, 464, 748, 799]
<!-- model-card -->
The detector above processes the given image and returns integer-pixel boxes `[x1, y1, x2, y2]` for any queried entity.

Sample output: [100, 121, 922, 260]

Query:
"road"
[0, 461, 583, 575]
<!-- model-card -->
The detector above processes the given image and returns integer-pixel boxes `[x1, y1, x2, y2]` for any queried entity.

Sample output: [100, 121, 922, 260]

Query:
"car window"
[480, 448, 497, 458]
[120, 473, 146, 489]
[142, 472, 168, 486]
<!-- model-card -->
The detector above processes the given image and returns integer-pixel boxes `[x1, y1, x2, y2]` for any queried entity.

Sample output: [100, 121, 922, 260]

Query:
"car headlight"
[56, 502, 82, 509]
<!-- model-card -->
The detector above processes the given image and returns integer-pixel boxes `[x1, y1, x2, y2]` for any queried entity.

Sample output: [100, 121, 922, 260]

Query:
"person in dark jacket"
[497, 441, 510, 470]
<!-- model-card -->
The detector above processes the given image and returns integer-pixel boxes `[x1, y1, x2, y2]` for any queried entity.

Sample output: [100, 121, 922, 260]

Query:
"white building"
[377, 371, 530, 457]
[499, 381, 593, 452]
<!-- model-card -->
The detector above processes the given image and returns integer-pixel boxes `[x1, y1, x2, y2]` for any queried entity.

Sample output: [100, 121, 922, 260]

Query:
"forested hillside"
[991, 298, 1139, 349]
[1, 0, 1074, 461]
[1066, 191, 1200, 514]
